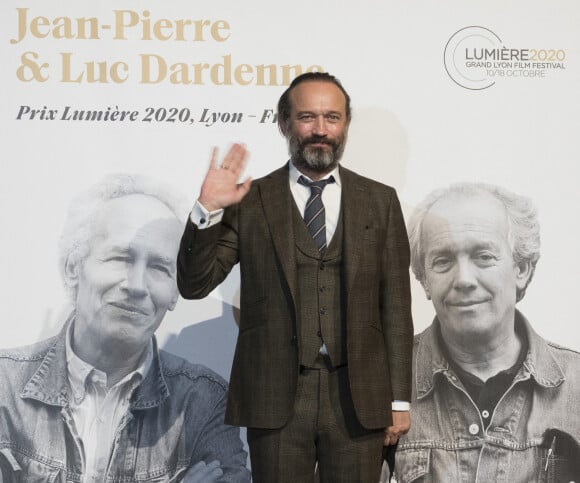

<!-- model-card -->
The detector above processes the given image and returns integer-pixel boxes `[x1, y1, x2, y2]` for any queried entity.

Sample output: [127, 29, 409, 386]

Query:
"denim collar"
[20, 314, 170, 410]
[415, 310, 566, 399]
[65, 321, 153, 405]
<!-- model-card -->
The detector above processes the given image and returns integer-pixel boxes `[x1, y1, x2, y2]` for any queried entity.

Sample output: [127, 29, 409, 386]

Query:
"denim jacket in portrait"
[395, 311, 580, 483]
[0, 322, 250, 482]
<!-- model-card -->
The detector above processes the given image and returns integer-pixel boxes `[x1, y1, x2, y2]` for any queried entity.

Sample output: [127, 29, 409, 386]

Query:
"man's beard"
[288, 133, 346, 174]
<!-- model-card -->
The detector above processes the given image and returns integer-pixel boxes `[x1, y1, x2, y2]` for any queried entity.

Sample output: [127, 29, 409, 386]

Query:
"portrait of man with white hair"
[394, 182, 580, 482]
[0, 174, 250, 482]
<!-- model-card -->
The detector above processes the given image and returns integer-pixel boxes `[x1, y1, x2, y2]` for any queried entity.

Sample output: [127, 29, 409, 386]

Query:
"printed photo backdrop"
[1, 0, 579, 474]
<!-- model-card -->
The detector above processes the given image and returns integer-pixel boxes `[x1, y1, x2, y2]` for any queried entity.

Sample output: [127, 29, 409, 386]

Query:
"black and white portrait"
[393, 183, 580, 482]
[0, 174, 250, 482]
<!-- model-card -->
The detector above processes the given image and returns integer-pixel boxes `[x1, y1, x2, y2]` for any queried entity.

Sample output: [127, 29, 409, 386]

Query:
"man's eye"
[474, 253, 496, 265]
[151, 264, 171, 275]
[431, 258, 452, 272]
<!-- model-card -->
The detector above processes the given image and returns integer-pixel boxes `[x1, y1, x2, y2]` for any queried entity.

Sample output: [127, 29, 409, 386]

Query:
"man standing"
[0, 174, 250, 482]
[177, 72, 414, 482]
[395, 183, 580, 482]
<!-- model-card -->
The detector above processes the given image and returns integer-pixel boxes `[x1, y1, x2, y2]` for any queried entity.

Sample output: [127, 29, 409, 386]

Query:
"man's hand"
[183, 460, 224, 482]
[198, 143, 252, 212]
[384, 410, 411, 446]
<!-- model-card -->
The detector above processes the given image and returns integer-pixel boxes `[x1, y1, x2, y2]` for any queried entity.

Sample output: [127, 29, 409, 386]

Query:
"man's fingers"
[238, 177, 253, 196]
[386, 425, 409, 438]
[209, 143, 248, 174]
[199, 144, 250, 210]
[383, 420, 410, 446]
[384, 424, 407, 446]
[383, 432, 398, 446]
[223, 143, 248, 175]
[209, 147, 219, 170]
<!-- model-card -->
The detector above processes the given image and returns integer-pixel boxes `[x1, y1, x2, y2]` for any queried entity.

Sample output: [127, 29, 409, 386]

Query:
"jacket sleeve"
[177, 204, 240, 300]
[184, 378, 251, 483]
[381, 189, 414, 403]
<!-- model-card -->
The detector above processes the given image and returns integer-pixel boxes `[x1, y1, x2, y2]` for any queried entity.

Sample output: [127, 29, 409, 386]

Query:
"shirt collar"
[21, 315, 167, 409]
[289, 160, 342, 187]
[414, 310, 565, 399]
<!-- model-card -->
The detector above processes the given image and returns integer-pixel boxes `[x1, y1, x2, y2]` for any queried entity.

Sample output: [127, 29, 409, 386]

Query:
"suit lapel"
[258, 164, 370, 312]
[340, 166, 370, 297]
[259, 164, 298, 307]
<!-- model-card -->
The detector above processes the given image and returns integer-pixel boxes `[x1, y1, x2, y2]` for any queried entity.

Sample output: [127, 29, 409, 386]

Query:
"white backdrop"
[1, 0, 578, 361]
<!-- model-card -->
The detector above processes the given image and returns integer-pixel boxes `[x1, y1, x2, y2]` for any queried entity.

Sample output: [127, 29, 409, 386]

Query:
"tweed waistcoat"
[292, 203, 346, 367]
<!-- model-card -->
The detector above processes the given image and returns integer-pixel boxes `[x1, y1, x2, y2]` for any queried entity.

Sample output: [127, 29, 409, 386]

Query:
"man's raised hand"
[198, 143, 252, 212]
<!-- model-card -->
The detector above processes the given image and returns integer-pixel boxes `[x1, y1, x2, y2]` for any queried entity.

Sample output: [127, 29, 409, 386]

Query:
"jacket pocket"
[133, 464, 188, 482]
[393, 448, 430, 482]
[541, 430, 580, 483]
[0, 448, 21, 483]
[0, 448, 60, 483]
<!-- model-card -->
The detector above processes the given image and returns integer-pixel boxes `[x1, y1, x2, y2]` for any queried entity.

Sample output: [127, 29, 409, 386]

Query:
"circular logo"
[444, 26, 502, 90]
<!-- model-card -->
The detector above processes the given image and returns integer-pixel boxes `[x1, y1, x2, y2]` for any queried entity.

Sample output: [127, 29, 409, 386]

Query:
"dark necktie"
[298, 175, 335, 252]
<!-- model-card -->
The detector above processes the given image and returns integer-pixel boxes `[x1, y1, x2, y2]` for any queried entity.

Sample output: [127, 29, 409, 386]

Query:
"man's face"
[71, 194, 181, 351]
[421, 192, 531, 344]
[285, 80, 349, 173]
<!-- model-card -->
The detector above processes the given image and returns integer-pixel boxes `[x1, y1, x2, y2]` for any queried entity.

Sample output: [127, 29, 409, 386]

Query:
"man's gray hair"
[58, 173, 189, 299]
[407, 182, 540, 302]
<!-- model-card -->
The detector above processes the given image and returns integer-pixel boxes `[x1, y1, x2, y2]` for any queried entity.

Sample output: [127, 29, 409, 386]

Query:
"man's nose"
[453, 258, 478, 291]
[312, 116, 328, 136]
[122, 264, 148, 297]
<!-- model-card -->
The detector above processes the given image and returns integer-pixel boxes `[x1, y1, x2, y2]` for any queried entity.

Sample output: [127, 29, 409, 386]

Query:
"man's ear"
[422, 278, 432, 300]
[278, 118, 290, 137]
[64, 255, 80, 290]
[168, 285, 179, 311]
[515, 260, 533, 293]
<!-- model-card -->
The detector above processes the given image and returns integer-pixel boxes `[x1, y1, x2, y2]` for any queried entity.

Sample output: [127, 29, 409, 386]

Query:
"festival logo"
[444, 26, 566, 90]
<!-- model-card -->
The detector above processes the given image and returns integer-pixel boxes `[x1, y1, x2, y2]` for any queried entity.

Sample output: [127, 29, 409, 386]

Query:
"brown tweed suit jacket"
[177, 164, 413, 430]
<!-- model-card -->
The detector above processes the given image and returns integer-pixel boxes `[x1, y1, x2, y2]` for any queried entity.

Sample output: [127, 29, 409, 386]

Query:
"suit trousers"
[247, 355, 385, 483]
